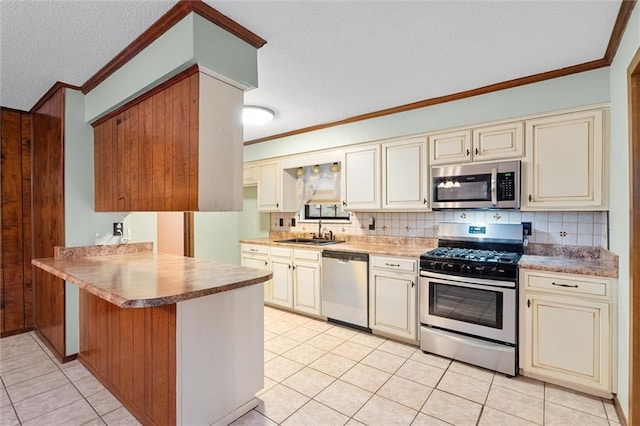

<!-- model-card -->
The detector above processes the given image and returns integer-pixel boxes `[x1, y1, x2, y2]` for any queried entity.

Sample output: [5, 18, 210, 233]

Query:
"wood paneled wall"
[1, 108, 33, 336]
[31, 88, 66, 359]
[79, 290, 176, 426]
[94, 72, 199, 212]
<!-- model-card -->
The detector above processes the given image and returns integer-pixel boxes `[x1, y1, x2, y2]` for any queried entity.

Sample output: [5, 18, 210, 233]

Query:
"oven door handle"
[420, 271, 516, 289]
[490, 167, 498, 206]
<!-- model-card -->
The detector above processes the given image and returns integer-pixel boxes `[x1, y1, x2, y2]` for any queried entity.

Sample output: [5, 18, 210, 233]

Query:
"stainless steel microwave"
[431, 160, 520, 209]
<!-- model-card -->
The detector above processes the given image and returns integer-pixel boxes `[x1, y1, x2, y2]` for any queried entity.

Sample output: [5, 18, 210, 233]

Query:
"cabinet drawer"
[523, 271, 611, 298]
[294, 249, 320, 261]
[270, 246, 293, 258]
[241, 244, 268, 256]
[370, 256, 417, 273]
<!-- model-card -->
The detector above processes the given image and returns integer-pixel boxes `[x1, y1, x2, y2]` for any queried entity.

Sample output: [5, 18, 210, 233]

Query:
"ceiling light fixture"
[243, 105, 274, 125]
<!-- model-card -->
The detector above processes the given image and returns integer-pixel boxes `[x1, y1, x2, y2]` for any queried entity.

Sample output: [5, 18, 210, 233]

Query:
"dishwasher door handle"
[337, 259, 350, 264]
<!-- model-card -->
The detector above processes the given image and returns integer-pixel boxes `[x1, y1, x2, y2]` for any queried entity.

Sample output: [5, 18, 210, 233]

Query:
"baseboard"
[0, 326, 34, 338]
[212, 398, 258, 426]
[32, 329, 76, 364]
[613, 395, 628, 426]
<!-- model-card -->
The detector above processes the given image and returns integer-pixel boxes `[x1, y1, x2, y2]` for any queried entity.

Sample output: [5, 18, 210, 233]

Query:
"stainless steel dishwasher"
[321, 250, 369, 330]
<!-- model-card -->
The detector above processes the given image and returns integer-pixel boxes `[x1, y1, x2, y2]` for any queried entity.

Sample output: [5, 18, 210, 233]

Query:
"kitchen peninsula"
[32, 242, 272, 426]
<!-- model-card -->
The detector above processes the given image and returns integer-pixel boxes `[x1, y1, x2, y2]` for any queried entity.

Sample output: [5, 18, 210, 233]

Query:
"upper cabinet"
[382, 137, 429, 210]
[255, 161, 297, 212]
[93, 71, 243, 212]
[429, 121, 524, 165]
[243, 162, 258, 187]
[343, 144, 381, 210]
[522, 108, 606, 210]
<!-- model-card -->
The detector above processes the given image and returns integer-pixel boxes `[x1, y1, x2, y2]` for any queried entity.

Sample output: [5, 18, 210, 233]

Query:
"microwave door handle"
[491, 168, 498, 206]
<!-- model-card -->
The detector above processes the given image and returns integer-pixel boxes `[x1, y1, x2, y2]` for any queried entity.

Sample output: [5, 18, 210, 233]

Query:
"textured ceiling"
[0, 0, 622, 142]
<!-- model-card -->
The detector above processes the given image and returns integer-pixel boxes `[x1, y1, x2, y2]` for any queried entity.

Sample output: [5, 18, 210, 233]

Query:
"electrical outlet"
[279, 218, 284, 227]
[113, 222, 124, 236]
[521, 222, 532, 237]
[291, 218, 296, 227]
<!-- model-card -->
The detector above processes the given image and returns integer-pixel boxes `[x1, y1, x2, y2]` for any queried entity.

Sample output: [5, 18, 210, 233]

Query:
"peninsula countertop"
[32, 248, 273, 308]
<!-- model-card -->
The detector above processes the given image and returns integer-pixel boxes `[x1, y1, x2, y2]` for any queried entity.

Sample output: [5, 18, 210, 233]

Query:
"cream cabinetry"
[256, 161, 297, 212]
[523, 108, 606, 210]
[429, 121, 523, 165]
[269, 247, 294, 308]
[343, 144, 381, 210]
[292, 249, 322, 316]
[243, 162, 258, 187]
[382, 137, 429, 210]
[369, 255, 418, 343]
[240, 244, 271, 301]
[259, 246, 322, 315]
[520, 269, 616, 396]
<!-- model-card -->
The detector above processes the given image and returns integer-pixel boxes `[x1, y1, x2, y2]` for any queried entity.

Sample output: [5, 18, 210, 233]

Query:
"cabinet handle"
[552, 282, 579, 288]
[250, 248, 258, 252]
[264, 260, 268, 266]
[475, 147, 479, 156]
[288, 264, 292, 269]
[276, 202, 279, 208]
[385, 262, 400, 267]
[423, 198, 427, 204]
[466, 149, 470, 156]
[292, 265, 296, 270]
[527, 299, 530, 308]
[342, 201, 347, 207]
[411, 281, 415, 288]
[528, 194, 532, 202]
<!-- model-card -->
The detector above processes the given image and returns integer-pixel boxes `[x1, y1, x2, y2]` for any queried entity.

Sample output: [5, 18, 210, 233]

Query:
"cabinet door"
[473, 121, 524, 161]
[241, 254, 271, 302]
[243, 163, 257, 187]
[369, 270, 417, 342]
[382, 138, 429, 210]
[270, 257, 293, 308]
[523, 292, 610, 392]
[428, 129, 472, 165]
[293, 260, 321, 315]
[257, 161, 281, 211]
[343, 145, 380, 210]
[524, 109, 605, 210]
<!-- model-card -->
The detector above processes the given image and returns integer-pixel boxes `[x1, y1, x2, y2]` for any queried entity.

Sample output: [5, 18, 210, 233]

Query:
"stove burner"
[423, 247, 520, 264]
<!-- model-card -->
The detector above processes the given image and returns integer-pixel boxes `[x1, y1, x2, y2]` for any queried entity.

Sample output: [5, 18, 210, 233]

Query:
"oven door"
[419, 271, 516, 344]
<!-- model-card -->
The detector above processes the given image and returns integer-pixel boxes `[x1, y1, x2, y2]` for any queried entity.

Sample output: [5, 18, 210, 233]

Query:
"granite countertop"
[240, 236, 437, 259]
[242, 234, 620, 278]
[32, 243, 272, 308]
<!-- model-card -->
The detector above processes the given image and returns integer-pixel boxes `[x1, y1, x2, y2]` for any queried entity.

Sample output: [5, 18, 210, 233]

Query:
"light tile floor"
[0, 331, 139, 426]
[0, 307, 623, 426]
[234, 306, 622, 426]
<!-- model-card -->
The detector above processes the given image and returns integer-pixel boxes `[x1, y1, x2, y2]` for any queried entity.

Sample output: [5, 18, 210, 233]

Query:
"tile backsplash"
[270, 210, 608, 248]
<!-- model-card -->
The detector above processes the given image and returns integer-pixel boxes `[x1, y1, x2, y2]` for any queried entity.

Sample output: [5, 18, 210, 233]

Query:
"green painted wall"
[238, 186, 270, 240]
[608, 4, 640, 418]
[85, 13, 259, 124]
[63, 89, 125, 355]
[244, 68, 610, 162]
[193, 212, 240, 264]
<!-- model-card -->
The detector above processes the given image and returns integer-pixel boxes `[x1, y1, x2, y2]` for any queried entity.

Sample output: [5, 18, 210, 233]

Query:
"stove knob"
[445, 263, 458, 272]
[461, 264, 472, 274]
[488, 267, 498, 276]
[473, 265, 485, 274]
[429, 261, 439, 270]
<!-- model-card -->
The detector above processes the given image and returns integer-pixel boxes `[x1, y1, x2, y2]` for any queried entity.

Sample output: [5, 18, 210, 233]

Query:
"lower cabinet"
[520, 270, 616, 395]
[369, 255, 418, 343]
[242, 244, 322, 316]
[240, 244, 271, 301]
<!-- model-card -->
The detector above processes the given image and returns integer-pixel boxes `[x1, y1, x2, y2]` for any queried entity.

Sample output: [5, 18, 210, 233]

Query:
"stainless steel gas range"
[419, 222, 524, 376]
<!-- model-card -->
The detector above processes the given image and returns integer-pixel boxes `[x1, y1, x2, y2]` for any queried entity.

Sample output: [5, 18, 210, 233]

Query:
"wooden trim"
[184, 212, 195, 258]
[244, 58, 608, 145]
[90, 64, 199, 127]
[604, 1, 637, 64]
[29, 82, 80, 113]
[614, 395, 629, 426]
[0, 327, 34, 338]
[0, 106, 30, 115]
[81, 0, 265, 95]
[628, 45, 640, 426]
[245, 1, 635, 146]
[32, 329, 79, 364]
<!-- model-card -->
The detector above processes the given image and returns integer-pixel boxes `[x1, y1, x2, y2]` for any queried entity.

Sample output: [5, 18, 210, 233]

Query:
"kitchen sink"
[274, 238, 345, 246]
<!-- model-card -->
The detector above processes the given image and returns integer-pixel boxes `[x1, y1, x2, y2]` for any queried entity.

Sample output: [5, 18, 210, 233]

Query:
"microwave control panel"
[497, 172, 516, 201]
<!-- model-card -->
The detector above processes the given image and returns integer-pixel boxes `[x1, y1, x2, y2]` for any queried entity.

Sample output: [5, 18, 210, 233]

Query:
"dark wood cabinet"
[1, 108, 33, 336]
[93, 68, 243, 212]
